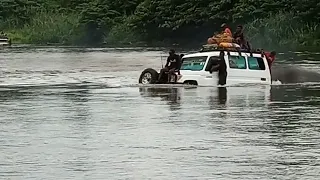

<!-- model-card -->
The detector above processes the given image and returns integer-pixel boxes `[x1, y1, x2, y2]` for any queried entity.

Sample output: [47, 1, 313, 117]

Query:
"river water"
[1, 46, 320, 179]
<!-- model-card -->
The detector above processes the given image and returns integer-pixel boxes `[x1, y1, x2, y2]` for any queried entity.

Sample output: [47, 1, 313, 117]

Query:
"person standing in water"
[264, 51, 276, 68]
[210, 51, 227, 85]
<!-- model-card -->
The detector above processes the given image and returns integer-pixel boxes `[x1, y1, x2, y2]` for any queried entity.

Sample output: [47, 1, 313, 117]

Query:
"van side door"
[246, 54, 271, 83]
[203, 56, 221, 85]
[225, 52, 248, 85]
[226, 52, 271, 84]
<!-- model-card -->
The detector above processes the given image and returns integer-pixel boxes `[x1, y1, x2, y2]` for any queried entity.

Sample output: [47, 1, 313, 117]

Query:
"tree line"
[1, 0, 319, 48]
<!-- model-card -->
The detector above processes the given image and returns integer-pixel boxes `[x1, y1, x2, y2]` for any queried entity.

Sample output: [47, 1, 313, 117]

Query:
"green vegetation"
[245, 12, 320, 49]
[1, 0, 319, 49]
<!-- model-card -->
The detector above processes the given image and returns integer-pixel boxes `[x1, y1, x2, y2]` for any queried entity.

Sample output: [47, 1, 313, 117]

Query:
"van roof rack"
[199, 44, 265, 55]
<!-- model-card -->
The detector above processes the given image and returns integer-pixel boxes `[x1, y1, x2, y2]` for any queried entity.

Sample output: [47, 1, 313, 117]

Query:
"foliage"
[245, 12, 320, 48]
[11, 10, 80, 44]
[106, 19, 143, 46]
[0, 0, 319, 48]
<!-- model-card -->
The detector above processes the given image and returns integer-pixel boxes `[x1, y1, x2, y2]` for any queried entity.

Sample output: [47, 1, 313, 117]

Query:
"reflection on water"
[1, 47, 320, 179]
[270, 51, 320, 84]
[217, 87, 227, 105]
[137, 85, 320, 180]
[1, 85, 320, 179]
[139, 87, 182, 111]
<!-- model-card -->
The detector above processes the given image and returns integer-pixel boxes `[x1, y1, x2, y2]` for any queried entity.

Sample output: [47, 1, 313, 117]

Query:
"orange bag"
[207, 32, 233, 44]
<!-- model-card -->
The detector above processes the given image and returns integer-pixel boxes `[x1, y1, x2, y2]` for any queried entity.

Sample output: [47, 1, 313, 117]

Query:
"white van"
[139, 49, 271, 86]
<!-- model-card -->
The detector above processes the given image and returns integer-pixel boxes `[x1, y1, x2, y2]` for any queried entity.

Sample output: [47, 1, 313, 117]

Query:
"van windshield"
[180, 56, 208, 71]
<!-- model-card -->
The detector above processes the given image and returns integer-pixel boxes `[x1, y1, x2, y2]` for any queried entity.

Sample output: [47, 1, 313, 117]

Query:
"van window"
[205, 56, 220, 71]
[180, 56, 207, 71]
[248, 57, 266, 70]
[228, 56, 246, 69]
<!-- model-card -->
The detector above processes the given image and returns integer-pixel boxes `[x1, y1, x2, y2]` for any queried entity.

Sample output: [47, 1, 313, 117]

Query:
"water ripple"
[0, 47, 320, 179]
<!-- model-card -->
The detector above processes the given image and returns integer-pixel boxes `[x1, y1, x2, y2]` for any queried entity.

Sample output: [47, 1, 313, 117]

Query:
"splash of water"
[271, 65, 320, 84]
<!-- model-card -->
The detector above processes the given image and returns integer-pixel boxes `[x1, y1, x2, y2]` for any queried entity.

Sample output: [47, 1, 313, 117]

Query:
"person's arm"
[247, 40, 251, 48]
[165, 57, 170, 67]
[271, 59, 275, 64]
[210, 64, 220, 73]
[233, 32, 239, 39]
[240, 33, 244, 39]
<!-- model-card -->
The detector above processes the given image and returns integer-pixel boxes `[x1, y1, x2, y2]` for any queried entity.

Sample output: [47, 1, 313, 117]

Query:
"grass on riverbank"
[5, 10, 81, 45]
[3, 11, 320, 50]
[245, 12, 320, 50]
[104, 19, 143, 46]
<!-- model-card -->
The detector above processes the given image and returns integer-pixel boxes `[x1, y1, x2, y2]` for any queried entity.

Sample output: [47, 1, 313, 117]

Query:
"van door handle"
[261, 78, 266, 81]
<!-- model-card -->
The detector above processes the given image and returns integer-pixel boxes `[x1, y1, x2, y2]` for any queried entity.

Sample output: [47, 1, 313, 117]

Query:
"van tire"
[139, 68, 159, 84]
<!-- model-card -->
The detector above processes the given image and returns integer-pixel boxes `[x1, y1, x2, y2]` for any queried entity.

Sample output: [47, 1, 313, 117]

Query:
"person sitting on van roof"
[207, 23, 233, 45]
[221, 23, 232, 36]
[233, 25, 251, 51]
[233, 25, 244, 44]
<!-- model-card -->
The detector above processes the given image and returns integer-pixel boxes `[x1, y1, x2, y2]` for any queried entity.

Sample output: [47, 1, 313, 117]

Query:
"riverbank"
[3, 13, 319, 52]
[5, 29, 320, 52]
[1, 0, 319, 52]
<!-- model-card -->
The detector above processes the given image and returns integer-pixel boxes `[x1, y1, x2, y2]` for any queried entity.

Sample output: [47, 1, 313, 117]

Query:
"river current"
[0, 46, 320, 179]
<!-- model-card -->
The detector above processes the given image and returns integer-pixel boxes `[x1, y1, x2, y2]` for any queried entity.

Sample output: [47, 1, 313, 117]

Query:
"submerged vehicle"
[139, 44, 273, 86]
[0, 37, 11, 46]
